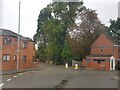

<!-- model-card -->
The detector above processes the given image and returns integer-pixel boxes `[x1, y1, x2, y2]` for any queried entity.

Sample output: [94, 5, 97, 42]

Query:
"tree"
[43, 19, 64, 64]
[33, 5, 53, 62]
[108, 18, 120, 44]
[68, 8, 108, 59]
[61, 35, 73, 64]
[34, 1, 108, 63]
[33, 1, 84, 64]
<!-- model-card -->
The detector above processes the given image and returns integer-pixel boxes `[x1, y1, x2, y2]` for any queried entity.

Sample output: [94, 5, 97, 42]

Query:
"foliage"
[108, 18, 120, 44]
[67, 8, 108, 59]
[33, 1, 108, 64]
[33, 1, 84, 64]
[61, 37, 73, 64]
[43, 19, 64, 64]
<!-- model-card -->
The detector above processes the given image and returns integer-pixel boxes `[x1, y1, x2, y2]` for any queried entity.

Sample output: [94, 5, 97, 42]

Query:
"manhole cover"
[55, 80, 69, 88]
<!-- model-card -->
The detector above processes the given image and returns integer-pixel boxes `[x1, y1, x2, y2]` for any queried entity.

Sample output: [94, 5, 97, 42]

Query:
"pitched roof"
[104, 33, 119, 45]
[91, 33, 119, 47]
[0, 28, 33, 42]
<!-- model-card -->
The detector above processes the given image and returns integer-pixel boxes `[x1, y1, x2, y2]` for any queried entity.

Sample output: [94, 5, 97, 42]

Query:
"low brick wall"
[82, 59, 110, 71]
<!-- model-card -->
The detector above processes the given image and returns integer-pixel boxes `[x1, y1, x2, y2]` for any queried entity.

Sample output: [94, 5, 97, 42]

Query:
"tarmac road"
[1, 63, 119, 88]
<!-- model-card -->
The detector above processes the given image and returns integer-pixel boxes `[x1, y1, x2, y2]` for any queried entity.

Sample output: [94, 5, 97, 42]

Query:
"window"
[22, 55, 27, 62]
[14, 55, 17, 61]
[3, 54, 10, 61]
[22, 42, 27, 48]
[97, 60, 101, 64]
[3, 38, 12, 44]
[94, 59, 105, 64]
[100, 49, 104, 52]
[3, 38, 7, 44]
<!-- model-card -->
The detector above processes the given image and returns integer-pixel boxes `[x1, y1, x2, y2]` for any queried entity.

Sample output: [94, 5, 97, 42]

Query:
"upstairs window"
[100, 49, 104, 52]
[3, 38, 12, 44]
[22, 42, 27, 48]
[3, 54, 10, 61]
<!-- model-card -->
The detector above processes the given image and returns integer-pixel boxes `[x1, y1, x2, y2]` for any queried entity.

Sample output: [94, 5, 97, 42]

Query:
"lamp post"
[17, 0, 21, 70]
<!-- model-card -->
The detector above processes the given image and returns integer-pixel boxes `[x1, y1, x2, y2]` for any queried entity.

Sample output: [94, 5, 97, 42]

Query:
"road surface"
[1, 63, 119, 88]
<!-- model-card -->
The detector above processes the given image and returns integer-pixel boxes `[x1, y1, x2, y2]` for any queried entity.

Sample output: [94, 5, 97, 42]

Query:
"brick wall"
[82, 58, 110, 70]
[114, 47, 119, 59]
[83, 34, 119, 71]
[1, 36, 35, 71]
[91, 34, 114, 55]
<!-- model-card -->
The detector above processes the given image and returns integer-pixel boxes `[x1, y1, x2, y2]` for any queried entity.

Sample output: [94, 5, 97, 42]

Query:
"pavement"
[0, 63, 81, 75]
[1, 68, 43, 76]
[1, 62, 46, 75]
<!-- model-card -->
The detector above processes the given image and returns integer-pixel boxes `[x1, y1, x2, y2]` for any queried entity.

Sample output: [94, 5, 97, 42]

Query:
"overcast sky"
[0, 0, 119, 39]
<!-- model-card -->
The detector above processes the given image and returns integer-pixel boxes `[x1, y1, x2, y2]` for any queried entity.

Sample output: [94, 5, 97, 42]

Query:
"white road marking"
[24, 71, 29, 73]
[6, 78, 12, 82]
[13, 75, 17, 78]
[19, 73, 23, 75]
[0, 83, 4, 87]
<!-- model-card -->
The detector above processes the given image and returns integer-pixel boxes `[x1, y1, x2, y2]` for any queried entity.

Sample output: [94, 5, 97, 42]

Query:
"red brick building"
[83, 33, 120, 70]
[0, 28, 36, 71]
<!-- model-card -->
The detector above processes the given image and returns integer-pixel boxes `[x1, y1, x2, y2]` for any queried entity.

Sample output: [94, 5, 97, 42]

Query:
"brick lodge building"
[83, 33, 120, 70]
[0, 28, 36, 71]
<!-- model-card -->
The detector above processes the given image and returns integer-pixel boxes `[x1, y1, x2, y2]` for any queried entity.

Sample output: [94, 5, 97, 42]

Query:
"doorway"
[110, 59, 115, 70]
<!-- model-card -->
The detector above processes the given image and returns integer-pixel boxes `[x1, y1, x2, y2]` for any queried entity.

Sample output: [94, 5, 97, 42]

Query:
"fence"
[72, 60, 82, 67]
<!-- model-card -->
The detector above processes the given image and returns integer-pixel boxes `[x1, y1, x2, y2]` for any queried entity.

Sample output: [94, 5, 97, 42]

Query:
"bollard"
[75, 64, 78, 70]
[65, 63, 68, 69]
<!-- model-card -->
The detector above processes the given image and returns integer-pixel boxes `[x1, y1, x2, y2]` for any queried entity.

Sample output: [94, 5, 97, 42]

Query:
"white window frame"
[3, 38, 7, 44]
[3, 38, 12, 44]
[22, 42, 27, 48]
[3, 54, 10, 61]
[14, 55, 17, 61]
